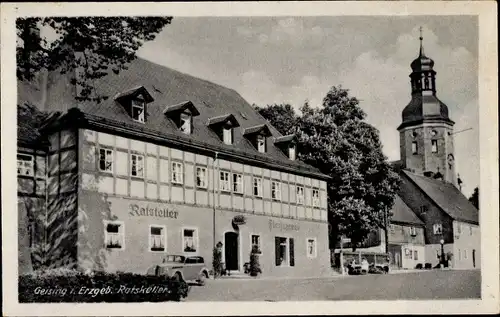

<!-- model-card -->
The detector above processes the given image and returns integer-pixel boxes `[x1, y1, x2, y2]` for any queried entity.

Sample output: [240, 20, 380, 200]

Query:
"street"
[186, 270, 480, 301]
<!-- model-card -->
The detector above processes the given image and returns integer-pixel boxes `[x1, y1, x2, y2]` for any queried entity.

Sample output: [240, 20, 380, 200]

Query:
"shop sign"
[129, 203, 178, 219]
[268, 219, 300, 232]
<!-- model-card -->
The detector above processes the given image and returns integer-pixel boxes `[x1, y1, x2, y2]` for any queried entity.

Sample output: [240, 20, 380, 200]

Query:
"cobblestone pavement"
[185, 269, 480, 301]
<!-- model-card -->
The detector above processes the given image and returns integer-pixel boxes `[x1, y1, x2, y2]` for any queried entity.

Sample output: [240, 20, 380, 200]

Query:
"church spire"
[419, 26, 425, 57]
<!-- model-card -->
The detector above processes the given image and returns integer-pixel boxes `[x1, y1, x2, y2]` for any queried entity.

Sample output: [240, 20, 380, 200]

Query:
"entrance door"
[472, 249, 476, 268]
[224, 232, 239, 271]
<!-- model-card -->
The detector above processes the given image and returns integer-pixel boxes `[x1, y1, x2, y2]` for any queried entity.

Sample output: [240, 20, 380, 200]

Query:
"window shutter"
[275, 237, 280, 266]
[289, 238, 295, 267]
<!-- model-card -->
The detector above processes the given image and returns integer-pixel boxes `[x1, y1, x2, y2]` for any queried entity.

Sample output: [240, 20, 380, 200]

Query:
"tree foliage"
[256, 86, 400, 250]
[16, 17, 172, 102]
[468, 187, 479, 210]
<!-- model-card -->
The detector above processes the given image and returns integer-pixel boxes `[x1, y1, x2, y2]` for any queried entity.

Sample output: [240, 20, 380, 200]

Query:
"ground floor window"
[149, 225, 166, 252]
[414, 250, 418, 260]
[306, 238, 317, 258]
[104, 221, 124, 250]
[183, 228, 198, 253]
[275, 237, 294, 267]
[251, 234, 262, 254]
[404, 248, 412, 259]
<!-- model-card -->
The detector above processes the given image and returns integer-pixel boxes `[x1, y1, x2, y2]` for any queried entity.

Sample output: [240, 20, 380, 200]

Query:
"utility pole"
[384, 206, 389, 255]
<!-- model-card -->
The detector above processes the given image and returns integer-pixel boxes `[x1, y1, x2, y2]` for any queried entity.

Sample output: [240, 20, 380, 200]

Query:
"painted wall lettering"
[268, 219, 300, 232]
[129, 203, 178, 219]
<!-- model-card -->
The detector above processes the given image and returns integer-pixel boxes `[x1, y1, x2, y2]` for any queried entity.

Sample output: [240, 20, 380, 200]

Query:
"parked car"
[146, 255, 210, 286]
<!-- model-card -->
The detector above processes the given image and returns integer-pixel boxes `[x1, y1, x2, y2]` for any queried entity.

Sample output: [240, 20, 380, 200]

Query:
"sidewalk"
[212, 272, 344, 282]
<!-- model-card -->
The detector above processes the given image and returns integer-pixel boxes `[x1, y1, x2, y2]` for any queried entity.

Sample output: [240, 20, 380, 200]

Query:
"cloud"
[239, 18, 325, 47]
[237, 25, 479, 195]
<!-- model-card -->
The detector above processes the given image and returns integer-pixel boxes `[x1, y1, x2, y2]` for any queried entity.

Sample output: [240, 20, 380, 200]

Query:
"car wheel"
[197, 272, 207, 286]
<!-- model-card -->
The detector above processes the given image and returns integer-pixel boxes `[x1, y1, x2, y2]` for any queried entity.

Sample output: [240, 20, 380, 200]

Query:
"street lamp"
[440, 239, 445, 268]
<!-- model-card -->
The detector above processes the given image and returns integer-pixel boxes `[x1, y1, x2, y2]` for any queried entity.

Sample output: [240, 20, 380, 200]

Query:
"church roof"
[17, 57, 329, 180]
[402, 170, 479, 224]
[391, 195, 424, 226]
[399, 94, 454, 130]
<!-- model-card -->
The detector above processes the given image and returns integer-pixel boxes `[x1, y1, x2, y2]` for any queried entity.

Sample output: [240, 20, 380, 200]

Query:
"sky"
[137, 16, 479, 197]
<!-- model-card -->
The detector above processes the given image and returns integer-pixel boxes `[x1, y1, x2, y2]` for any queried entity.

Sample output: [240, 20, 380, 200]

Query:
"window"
[312, 189, 320, 207]
[464, 249, 468, 259]
[149, 225, 166, 252]
[431, 140, 438, 153]
[411, 141, 418, 154]
[431, 130, 437, 137]
[306, 238, 317, 258]
[289, 145, 296, 160]
[233, 173, 243, 193]
[410, 227, 417, 236]
[180, 112, 192, 134]
[171, 162, 183, 184]
[131, 99, 145, 123]
[390, 224, 396, 234]
[404, 248, 413, 259]
[251, 234, 262, 254]
[271, 181, 281, 201]
[469, 226, 473, 236]
[17, 154, 34, 176]
[458, 249, 461, 260]
[219, 171, 230, 192]
[183, 228, 198, 253]
[420, 206, 428, 214]
[130, 154, 144, 177]
[223, 127, 232, 145]
[457, 223, 462, 234]
[433, 223, 443, 235]
[253, 177, 262, 197]
[104, 221, 124, 250]
[98, 149, 113, 173]
[414, 250, 419, 260]
[296, 186, 305, 205]
[196, 167, 207, 188]
[275, 237, 294, 267]
[257, 135, 266, 153]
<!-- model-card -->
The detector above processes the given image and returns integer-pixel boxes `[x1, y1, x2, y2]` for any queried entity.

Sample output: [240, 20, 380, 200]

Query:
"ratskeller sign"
[129, 203, 178, 219]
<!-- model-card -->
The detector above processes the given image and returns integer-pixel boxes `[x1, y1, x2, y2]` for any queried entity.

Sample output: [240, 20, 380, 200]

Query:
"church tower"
[397, 28, 457, 186]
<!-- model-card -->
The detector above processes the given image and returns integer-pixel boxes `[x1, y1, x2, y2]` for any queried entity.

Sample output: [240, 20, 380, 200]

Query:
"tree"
[16, 17, 172, 102]
[256, 86, 400, 251]
[469, 187, 479, 209]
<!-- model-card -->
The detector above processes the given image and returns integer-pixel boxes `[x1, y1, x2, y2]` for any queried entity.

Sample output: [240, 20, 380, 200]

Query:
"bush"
[18, 270, 189, 303]
[424, 263, 432, 269]
[249, 245, 262, 277]
[415, 263, 423, 269]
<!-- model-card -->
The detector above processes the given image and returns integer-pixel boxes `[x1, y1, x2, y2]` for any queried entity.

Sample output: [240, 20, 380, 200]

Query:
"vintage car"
[146, 255, 210, 286]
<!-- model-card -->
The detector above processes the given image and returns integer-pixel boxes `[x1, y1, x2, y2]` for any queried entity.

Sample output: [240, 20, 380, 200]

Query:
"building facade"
[17, 58, 331, 278]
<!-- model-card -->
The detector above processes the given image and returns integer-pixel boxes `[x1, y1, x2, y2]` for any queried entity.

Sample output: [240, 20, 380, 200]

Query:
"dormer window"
[274, 134, 297, 160]
[207, 114, 240, 145]
[257, 135, 266, 153]
[243, 124, 272, 153]
[223, 126, 233, 145]
[289, 144, 296, 161]
[114, 86, 154, 124]
[180, 112, 192, 134]
[132, 99, 145, 123]
[164, 101, 200, 134]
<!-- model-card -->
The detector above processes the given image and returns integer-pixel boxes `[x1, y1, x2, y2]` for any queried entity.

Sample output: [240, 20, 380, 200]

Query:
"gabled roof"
[114, 85, 154, 103]
[243, 124, 272, 137]
[207, 113, 240, 127]
[402, 170, 478, 224]
[17, 57, 329, 180]
[274, 134, 297, 145]
[390, 195, 424, 226]
[163, 100, 200, 116]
